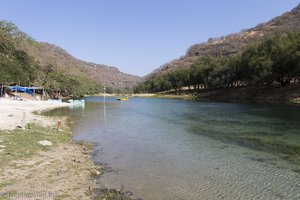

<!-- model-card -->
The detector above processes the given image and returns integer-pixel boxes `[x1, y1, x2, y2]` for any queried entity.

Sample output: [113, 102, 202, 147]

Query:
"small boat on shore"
[47, 99, 62, 103]
[116, 97, 129, 101]
[68, 99, 85, 106]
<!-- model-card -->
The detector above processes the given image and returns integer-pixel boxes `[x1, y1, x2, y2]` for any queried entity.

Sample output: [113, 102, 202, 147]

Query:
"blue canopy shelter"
[4, 86, 45, 99]
[8, 86, 35, 95]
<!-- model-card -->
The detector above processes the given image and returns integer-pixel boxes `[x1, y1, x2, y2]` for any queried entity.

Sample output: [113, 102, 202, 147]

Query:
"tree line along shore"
[134, 32, 300, 103]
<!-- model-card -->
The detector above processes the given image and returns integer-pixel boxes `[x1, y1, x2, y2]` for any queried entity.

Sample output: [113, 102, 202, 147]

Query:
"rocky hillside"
[150, 4, 300, 76]
[20, 41, 141, 89]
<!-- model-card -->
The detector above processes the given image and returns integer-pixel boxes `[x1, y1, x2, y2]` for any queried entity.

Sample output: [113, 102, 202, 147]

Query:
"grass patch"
[0, 190, 17, 200]
[54, 193, 71, 200]
[0, 180, 15, 190]
[187, 121, 300, 172]
[0, 196, 9, 200]
[0, 123, 71, 167]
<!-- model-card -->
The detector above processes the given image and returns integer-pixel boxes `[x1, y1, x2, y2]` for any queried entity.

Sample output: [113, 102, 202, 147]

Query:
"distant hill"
[149, 4, 300, 77]
[20, 39, 141, 89]
[0, 20, 141, 97]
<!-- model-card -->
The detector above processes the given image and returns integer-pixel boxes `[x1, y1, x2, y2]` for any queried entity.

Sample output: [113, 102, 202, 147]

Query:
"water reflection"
[45, 97, 300, 200]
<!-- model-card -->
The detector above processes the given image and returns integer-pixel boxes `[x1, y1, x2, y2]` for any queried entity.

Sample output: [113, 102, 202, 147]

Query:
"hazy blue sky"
[0, 0, 299, 76]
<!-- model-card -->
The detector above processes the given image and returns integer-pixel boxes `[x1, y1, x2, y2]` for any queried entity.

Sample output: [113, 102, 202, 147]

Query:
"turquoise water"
[46, 97, 300, 200]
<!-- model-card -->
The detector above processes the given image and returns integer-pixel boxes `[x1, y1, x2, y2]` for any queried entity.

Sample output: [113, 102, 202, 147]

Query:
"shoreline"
[136, 84, 300, 105]
[0, 98, 97, 199]
[0, 130, 100, 200]
[3, 91, 299, 199]
[0, 98, 69, 130]
[0, 98, 135, 200]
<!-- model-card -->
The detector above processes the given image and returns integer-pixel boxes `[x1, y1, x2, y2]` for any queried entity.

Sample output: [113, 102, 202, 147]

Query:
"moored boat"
[68, 99, 85, 106]
[116, 97, 129, 101]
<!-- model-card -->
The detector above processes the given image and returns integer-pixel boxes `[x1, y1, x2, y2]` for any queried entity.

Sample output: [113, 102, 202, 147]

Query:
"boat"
[116, 97, 129, 101]
[47, 99, 62, 103]
[68, 99, 85, 106]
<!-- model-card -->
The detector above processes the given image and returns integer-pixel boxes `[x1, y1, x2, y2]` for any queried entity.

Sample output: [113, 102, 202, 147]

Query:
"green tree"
[269, 32, 300, 86]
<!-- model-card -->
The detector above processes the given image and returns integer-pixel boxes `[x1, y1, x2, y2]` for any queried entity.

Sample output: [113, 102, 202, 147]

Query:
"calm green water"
[46, 97, 300, 200]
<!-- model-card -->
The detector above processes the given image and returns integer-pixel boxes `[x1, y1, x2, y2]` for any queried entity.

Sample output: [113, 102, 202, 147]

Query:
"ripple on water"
[49, 98, 300, 200]
[94, 135, 300, 200]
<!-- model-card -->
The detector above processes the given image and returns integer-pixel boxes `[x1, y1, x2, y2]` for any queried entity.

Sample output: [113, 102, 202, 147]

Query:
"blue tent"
[8, 86, 36, 95]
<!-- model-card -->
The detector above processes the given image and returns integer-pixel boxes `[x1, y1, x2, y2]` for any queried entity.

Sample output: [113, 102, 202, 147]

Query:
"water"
[46, 97, 300, 200]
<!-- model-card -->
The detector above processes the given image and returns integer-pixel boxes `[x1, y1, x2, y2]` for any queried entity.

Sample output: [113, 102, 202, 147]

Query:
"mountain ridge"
[20, 40, 141, 89]
[148, 4, 300, 77]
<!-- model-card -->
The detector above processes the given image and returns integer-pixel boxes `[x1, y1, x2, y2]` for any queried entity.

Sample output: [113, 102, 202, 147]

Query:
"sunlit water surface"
[46, 97, 300, 200]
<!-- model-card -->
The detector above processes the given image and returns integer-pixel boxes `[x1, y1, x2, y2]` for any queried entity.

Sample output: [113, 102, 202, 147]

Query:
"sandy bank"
[195, 84, 300, 104]
[0, 99, 101, 200]
[0, 98, 69, 130]
[1, 141, 99, 200]
[93, 93, 116, 97]
[160, 84, 300, 104]
[132, 93, 156, 97]
[0, 98, 135, 200]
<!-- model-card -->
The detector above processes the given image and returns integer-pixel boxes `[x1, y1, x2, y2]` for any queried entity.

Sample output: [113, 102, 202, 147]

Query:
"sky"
[0, 0, 299, 76]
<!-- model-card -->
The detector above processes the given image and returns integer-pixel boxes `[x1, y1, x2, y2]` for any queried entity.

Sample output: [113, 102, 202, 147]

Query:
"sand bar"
[0, 98, 69, 130]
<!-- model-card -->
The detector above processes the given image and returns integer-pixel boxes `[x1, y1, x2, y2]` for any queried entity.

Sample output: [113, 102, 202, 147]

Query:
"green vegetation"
[187, 118, 300, 172]
[0, 123, 71, 166]
[0, 181, 15, 190]
[0, 21, 38, 86]
[0, 21, 103, 97]
[134, 32, 300, 93]
[41, 63, 102, 97]
[110, 87, 134, 95]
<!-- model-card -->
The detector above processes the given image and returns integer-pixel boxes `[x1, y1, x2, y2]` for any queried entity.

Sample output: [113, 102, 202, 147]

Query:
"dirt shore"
[0, 99, 100, 200]
[158, 84, 300, 104]
[0, 98, 69, 130]
[195, 84, 300, 104]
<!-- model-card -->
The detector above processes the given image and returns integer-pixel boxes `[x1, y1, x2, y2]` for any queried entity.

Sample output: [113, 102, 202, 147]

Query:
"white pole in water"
[103, 86, 107, 125]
